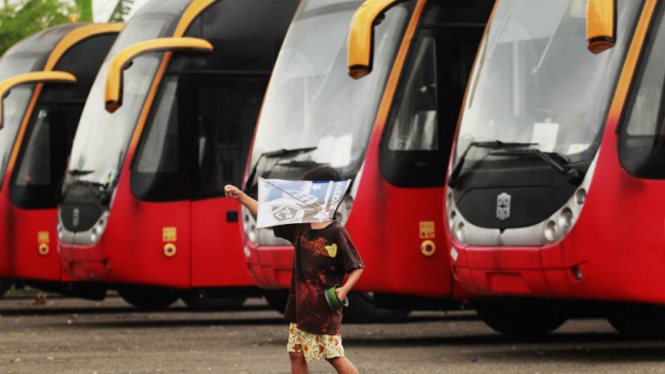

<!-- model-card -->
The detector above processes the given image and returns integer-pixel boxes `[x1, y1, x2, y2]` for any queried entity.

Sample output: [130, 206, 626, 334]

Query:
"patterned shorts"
[287, 323, 345, 362]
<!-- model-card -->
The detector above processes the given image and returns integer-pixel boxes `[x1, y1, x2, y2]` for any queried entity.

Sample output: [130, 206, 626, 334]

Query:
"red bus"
[0, 23, 121, 298]
[445, 0, 665, 335]
[57, 0, 299, 310]
[241, 0, 493, 320]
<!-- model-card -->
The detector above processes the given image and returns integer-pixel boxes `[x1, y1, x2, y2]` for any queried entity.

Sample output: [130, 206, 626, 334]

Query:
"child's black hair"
[301, 166, 343, 182]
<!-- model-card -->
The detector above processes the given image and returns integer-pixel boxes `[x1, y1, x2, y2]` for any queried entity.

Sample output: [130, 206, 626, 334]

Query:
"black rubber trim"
[588, 36, 616, 45]
[348, 64, 371, 74]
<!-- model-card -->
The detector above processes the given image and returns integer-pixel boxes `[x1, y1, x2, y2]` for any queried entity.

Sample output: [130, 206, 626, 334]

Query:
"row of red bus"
[2, 0, 665, 336]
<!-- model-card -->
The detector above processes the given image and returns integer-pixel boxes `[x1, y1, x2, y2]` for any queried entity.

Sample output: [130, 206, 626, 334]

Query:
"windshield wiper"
[490, 148, 582, 184]
[264, 146, 317, 159]
[68, 169, 94, 176]
[244, 146, 318, 192]
[276, 160, 325, 168]
[448, 141, 536, 188]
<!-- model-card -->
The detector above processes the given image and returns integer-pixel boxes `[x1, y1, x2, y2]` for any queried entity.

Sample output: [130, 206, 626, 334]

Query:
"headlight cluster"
[446, 192, 466, 242]
[242, 206, 257, 244]
[542, 188, 586, 244]
[57, 211, 109, 245]
[91, 212, 109, 242]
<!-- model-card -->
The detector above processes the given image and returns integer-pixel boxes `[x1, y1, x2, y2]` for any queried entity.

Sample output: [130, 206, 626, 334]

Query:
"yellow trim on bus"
[7, 24, 123, 175]
[348, 0, 402, 79]
[104, 37, 213, 113]
[0, 71, 77, 129]
[587, 0, 616, 54]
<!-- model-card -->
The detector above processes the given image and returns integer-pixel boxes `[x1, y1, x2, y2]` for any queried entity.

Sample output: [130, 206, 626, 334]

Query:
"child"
[224, 166, 364, 374]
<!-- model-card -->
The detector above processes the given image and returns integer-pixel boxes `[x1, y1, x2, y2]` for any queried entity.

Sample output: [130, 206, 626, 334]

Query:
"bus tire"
[475, 300, 567, 336]
[183, 296, 247, 311]
[343, 292, 411, 323]
[117, 287, 179, 311]
[608, 305, 665, 337]
[262, 290, 289, 314]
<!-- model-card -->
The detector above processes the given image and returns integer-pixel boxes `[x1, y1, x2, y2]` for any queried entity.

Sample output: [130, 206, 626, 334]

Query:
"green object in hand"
[325, 285, 349, 310]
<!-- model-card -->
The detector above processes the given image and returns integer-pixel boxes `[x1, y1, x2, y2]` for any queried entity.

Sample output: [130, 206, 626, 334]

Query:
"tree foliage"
[108, 0, 133, 22]
[0, 0, 74, 56]
[74, 0, 92, 22]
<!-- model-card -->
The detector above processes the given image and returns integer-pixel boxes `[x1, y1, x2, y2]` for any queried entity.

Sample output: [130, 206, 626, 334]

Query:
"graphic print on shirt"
[298, 235, 337, 258]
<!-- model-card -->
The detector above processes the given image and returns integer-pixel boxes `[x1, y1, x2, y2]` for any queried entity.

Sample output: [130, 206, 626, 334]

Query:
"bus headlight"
[544, 220, 558, 242]
[455, 222, 466, 242]
[558, 207, 573, 230]
[448, 210, 457, 231]
[242, 206, 258, 244]
[576, 188, 587, 205]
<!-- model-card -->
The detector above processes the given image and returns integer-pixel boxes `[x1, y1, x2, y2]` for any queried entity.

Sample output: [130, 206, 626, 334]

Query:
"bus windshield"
[63, 15, 176, 192]
[248, 0, 414, 184]
[455, 0, 643, 166]
[0, 55, 40, 190]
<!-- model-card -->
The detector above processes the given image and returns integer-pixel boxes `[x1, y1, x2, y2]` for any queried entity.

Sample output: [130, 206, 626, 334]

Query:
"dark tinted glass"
[10, 34, 117, 209]
[130, 0, 297, 202]
[619, 3, 665, 178]
[379, 3, 489, 188]
[130, 73, 268, 201]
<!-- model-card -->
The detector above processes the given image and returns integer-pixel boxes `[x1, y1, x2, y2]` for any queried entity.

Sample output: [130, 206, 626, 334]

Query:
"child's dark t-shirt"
[273, 222, 364, 335]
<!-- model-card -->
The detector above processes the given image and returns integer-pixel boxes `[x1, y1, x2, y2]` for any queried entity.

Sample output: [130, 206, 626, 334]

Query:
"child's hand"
[335, 287, 348, 303]
[224, 185, 242, 199]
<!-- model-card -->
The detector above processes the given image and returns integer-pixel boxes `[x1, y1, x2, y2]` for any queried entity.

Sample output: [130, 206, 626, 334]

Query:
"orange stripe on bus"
[372, 0, 427, 132]
[607, 0, 658, 124]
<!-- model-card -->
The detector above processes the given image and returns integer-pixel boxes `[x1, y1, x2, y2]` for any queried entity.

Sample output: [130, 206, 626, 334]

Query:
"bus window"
[619, 4, 665, 178]
[386, 36, 438, 152]
[131, 76, 189, 201]
[380, 26, 484, 188]
[188, 74, 267, 199]
[10, 33, 116, 209]
[131, 74, 268, 202]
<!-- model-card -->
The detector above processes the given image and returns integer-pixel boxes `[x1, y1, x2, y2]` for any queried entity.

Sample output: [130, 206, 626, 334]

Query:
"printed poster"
[256, 178, 351, 228]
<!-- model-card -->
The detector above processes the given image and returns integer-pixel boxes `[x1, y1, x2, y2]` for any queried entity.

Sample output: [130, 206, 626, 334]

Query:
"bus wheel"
[0, 280, 11, 297]
[343, 292, 411, 323]
[262, 290, 289, 314]
[608, 305, 665, 337]
[117, 287, 179, 311]
[183, 296, 247, 311]
[475, 300, 567, 336]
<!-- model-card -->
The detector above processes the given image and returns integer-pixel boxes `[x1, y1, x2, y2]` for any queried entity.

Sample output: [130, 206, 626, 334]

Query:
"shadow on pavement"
[476, 343, 665, 363]
[56, 317, 286, 329]
[343, 331, 665, 348]
[0, 304, 272, 316]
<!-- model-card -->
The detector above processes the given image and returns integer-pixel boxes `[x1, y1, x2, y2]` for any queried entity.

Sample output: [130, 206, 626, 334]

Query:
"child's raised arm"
[224, 185, 258, 216]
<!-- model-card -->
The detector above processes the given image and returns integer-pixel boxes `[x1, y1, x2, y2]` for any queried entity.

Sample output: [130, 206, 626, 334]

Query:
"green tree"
[0, 0, 75, 56]
[74, 0, 92, 22]
[108, 0, 133, 22]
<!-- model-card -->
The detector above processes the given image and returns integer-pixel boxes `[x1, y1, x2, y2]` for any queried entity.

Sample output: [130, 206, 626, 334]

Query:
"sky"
[1, 0, 152, 22]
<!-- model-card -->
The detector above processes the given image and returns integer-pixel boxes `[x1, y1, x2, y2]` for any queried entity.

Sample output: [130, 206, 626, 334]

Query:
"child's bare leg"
[326, 357, 359, 374]
[289, 352, 309, 374]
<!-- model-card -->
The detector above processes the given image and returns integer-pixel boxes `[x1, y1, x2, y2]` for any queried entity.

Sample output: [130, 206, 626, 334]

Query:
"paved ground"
[1, 294, 665, 374]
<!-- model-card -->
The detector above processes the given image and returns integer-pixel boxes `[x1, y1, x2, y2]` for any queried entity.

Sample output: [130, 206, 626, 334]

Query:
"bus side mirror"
[105, 37, 214, 113]
[587, 0, 616, 54]
[347, 0, 400, 80]
[0, 71, 77, 130]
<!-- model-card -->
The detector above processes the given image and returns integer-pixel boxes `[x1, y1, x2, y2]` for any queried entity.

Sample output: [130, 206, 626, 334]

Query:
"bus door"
[373, 13, 487, 298]
[184, 73, 268, 287]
